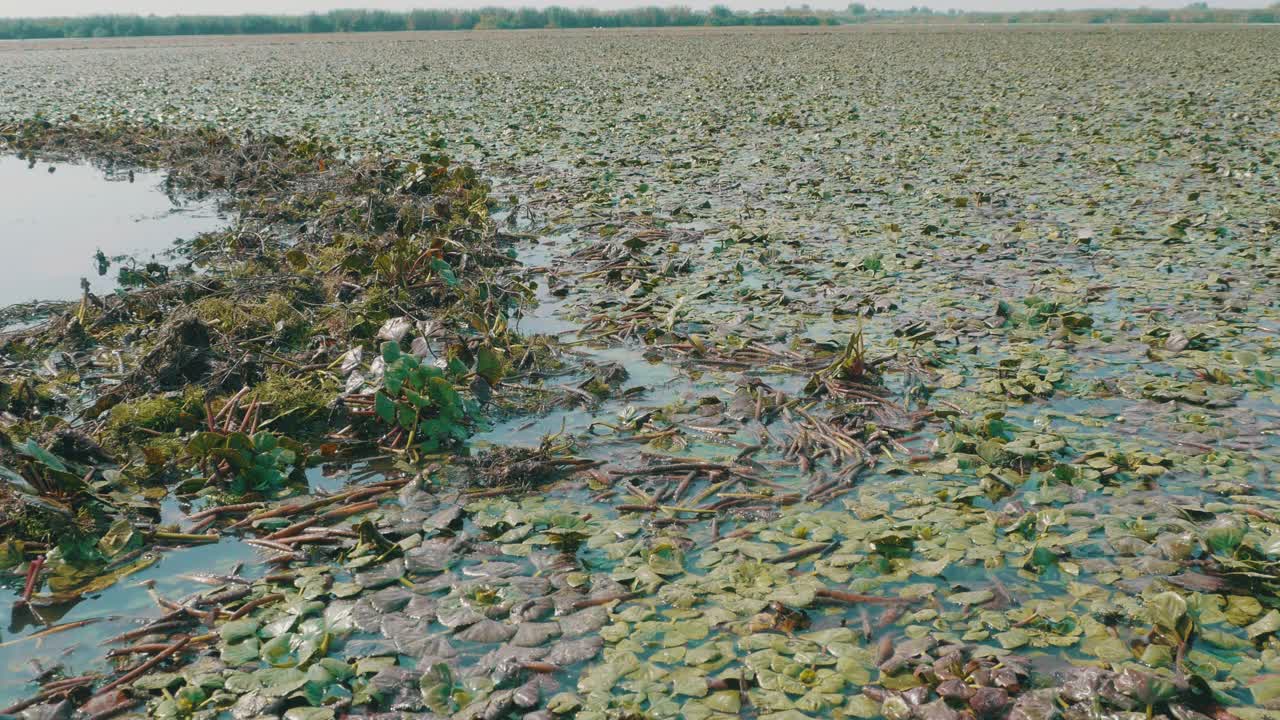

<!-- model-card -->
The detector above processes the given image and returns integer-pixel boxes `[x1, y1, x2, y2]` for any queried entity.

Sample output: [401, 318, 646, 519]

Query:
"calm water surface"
[0, 155, 224, 309]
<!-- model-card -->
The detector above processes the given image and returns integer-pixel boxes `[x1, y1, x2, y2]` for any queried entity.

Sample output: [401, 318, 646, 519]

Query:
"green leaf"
[1247, 610, 1280, 639]
[97, 519, 138, 558]
[1146, 591, 1187, 633]
[1204, 517, 1246, 555]
[317, 658, 354, 681]
[428, 377, 463, 419]
[22, 439, 66, 472]
[209, 447, 251, 472]
[226, 432, 253, 454]
[1226, 595, 1263, 626]
[284, 707, 335, 720]
[254, 667, 308, 697]
[996, 628, 1029, 649]
[375, 392, 397, 424]
[670, 667, 709, 697]
[261, 634, 298, 667]
[0, 539, 23, 570]
[430, 258, 459, 287]
[131, 672, 183, 691]
[405, 387, 433, 409]
[284, 248, 310, 270]
[475, 345, 505, 385]
[0, 464, 30, 487]
[221, 637, 260, 665]
[546, 692, 581, 714]
[397, 404, 417, 430]
[381, 340, 402, 363]
[253, 431, 278, 453]
[417, 417, 455, 451]
[1251, 675, 1280, 704]
[419, 662, 455, 713]
[946, 590, 994, 606]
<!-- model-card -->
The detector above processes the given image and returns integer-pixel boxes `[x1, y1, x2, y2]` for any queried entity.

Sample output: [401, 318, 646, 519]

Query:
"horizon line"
[3, 2, 1277, 21]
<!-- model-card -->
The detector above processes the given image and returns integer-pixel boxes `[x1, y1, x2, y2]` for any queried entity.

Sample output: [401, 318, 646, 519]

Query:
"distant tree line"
[1, 2, 1276, 40]
[0, 6, 834, 40]
[844, 2, 1280, 25]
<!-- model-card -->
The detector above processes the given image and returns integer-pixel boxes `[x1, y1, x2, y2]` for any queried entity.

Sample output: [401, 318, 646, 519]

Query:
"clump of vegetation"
[0, 377, 35, 416]
[0, 5, 838, 42]
[247, 371, 339, 435]
[0, 117, 519, 590]
[0, 439, 113, 562]
[187, 429, 306, 498]
[464, 436, 593, 490]
[193, 291, 314, 349]
[806, 327, 882, 394]
[100, 389, 205, 449]
[367, 340, 484, 455]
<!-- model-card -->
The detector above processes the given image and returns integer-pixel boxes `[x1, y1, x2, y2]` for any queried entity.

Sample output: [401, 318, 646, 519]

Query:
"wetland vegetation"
[0, 23, 1277, 720]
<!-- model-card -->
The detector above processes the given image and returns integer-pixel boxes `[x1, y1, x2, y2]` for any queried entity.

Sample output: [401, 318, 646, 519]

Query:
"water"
[0, 465, 380, 705]
[0, 155, 225, 309]
[474, 234, 689, 449]
[0, 541, 259, 702]
[0, 156, 232, 702]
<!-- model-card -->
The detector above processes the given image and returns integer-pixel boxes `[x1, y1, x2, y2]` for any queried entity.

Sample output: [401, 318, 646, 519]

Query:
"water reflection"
[0, 155, 224, 309]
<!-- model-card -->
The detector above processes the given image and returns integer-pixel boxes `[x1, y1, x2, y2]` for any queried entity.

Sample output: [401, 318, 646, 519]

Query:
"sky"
[0, 0, 1270, 17]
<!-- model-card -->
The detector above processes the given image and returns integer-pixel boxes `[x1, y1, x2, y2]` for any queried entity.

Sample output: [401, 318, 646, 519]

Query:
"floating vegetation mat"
[1, 25, 1279, 720]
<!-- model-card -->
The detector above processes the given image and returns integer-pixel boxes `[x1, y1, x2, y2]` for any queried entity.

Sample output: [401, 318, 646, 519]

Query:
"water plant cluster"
[0, 118, 514, 610]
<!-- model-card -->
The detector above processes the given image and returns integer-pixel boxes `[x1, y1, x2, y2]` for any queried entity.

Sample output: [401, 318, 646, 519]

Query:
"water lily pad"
[546, 636, 604, 665]
[947, 590, 994, 606]
[283, 708, 335, 720]
[455, 618, 517, 643]
[254, 667, 308, 697]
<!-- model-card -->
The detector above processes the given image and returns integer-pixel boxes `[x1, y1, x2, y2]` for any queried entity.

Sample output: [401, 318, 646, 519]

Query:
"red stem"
[20, 556, 45, 604]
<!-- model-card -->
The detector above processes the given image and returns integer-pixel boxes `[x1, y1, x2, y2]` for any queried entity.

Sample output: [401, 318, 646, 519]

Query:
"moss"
[0, 378, 16, 415]
[192, 296, 247, 332]
[250, 371, 338, 434]
[101, 389, 205, 451]
[136, 435, 188, 470]
[13, 506, 59, 543]
[3, 488, 98, 552]
[317, 306, 355, 339]
[191, 229, 236, 254]
[259, 293, 312, 347]
[583, 377, 613, 399]
[3, 418, 46, 444]
[38, 372, 79, 397]
[0, 375, 61, 418]
[192, 292, 313, 349]
[310, 245, 350, 275]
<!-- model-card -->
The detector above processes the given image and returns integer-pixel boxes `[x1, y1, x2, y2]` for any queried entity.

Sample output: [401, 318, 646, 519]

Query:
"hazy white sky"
[0, 0, 1269, 17]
